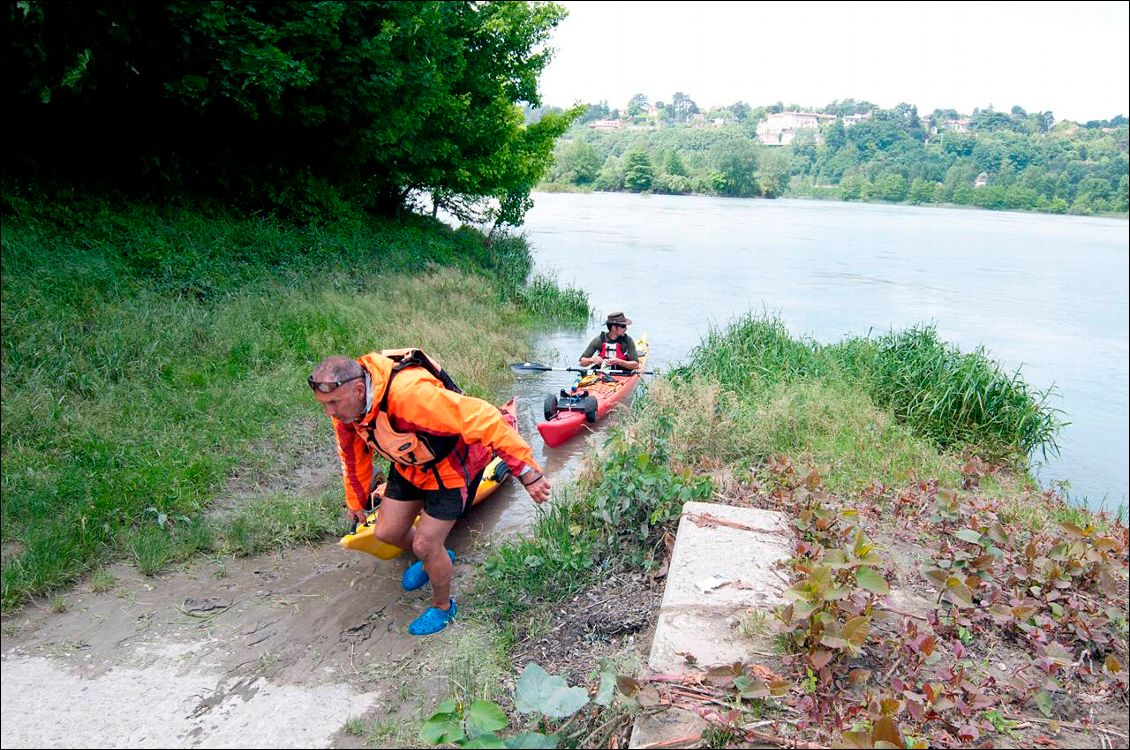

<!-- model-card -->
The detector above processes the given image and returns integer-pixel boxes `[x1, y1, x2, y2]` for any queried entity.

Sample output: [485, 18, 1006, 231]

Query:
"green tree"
[875, 173, 908, 202]
[824, 120, 847, 151]
[757, 148, 791, 198]
[4, 1, 574, 224]
[839, 174, 867, 201]
[626, 93, 649, 118]
[710, 140, 759, 197]
[622, 150, 654, 192]
[671, 91, 698, 124]
[662, 150, 689, 177]
[593, 155, 624, 191]
[554, 140, 602, 184]
[907, 178, 935, 204]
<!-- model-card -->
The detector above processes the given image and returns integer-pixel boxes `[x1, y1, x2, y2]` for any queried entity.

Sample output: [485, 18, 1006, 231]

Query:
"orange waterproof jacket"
[332, 352, 542, 512]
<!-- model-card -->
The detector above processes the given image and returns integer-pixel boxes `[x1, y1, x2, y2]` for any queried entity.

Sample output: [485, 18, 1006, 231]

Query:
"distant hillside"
[535, 99, 1128, 216]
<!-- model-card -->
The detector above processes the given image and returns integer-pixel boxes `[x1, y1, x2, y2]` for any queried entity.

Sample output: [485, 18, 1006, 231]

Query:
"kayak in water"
[536, 335, 649, 449]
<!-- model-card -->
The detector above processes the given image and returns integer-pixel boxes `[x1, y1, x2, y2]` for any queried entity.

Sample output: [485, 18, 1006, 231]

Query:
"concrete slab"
[629, 501, 791, 748]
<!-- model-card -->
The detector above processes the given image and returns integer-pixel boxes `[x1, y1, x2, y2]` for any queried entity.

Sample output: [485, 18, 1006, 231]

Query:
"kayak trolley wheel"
[583, 395, 598, 423]
[490, 460, 512, 483]
[543, 393, 560, 421]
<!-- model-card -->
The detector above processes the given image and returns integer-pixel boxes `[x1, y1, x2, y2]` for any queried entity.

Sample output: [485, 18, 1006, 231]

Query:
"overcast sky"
[536, 1, 1130, 123]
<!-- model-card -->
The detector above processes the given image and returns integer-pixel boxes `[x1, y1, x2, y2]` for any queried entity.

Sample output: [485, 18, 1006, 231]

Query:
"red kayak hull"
[536, 336, 649, 448]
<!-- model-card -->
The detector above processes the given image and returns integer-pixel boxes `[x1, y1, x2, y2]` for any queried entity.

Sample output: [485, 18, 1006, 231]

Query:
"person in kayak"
[308, 349, 551, 636]
[579, 311, 640, 371]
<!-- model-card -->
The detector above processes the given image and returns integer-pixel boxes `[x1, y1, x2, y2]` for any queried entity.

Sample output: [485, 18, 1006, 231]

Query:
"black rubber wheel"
[543, 393, 559, 421]
[490, 460, 511, 483]
[583, 395, 598, 423]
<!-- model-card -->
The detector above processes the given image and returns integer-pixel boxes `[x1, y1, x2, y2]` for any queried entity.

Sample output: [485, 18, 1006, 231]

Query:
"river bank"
[449, 316, 1129, 749]
[3, 199, 1125, 749]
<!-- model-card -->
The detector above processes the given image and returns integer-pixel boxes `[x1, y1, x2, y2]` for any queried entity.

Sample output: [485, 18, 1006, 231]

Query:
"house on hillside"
[756, 111, 836, 145]
[589, 119, 624, 131]
[974, 172, 989, 188]
[943, 118, 972, 133]
[843, 112, 872, 128]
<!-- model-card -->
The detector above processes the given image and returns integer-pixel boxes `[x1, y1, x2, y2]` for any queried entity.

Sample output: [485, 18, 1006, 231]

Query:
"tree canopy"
[3, 0, 575, 224]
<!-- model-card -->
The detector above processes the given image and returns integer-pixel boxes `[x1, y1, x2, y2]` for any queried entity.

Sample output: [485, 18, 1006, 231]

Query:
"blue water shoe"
[408, 598, 458, 636]
[401, 548, 456, 591]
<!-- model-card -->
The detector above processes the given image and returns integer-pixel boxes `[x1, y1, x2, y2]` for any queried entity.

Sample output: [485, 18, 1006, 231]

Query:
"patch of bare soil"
[510, 568, 660, 687]
[0, 540, 465, 748]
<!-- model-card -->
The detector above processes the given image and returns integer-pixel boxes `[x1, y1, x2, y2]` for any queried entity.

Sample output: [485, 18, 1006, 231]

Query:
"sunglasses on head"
[307, 374, 363, 394]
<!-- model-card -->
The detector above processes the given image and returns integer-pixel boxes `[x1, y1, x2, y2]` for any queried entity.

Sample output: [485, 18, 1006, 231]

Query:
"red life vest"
[599, 331, 629, 360]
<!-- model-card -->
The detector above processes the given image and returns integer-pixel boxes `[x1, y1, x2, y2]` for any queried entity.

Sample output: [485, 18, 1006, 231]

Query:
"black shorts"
[383, 465, 485, 521]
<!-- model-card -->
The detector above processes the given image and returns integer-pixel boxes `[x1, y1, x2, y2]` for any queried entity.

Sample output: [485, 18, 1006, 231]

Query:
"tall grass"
[672, 314, 1061, 463]
[1, 198, 588, 608]
[828, 326, 1062, 461]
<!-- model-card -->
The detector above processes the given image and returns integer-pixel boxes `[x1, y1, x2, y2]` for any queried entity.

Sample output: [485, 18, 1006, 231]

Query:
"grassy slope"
[0, 200, 587, 608]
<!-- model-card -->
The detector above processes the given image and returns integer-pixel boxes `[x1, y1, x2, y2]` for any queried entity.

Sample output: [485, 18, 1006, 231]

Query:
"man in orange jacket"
[309, 350, 550, 635]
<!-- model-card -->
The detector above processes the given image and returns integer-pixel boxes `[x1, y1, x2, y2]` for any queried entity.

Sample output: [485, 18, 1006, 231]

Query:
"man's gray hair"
[312, 356, 363, 382]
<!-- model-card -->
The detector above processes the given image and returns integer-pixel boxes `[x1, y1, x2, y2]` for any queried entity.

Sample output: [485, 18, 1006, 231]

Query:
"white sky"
[537, 1, 1130, 123]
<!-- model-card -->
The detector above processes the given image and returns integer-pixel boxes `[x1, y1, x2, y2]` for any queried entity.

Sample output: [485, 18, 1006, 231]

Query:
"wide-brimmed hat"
[605, 311, 632, 326]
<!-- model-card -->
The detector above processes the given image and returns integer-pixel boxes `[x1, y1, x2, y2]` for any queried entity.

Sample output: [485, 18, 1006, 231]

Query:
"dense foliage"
[4, 0, 576, 224]
[542, 99, 1128, 216]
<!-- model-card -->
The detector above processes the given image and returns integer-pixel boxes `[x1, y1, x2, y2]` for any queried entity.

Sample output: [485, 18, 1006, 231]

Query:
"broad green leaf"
[823, 549, 850, 568]
[420, 715, 464, 745]
[463, 735, 507, 749]
[953, 528, 984, 545]
[514, 663, 589, 719]
[466, 700, 509, 734]
[1034, 690, 1054, 718]
[791, 600, 818, 620]
[594, 668, 616, 707]
[733, 675, 769, 699]
[855, 566, 890, 595]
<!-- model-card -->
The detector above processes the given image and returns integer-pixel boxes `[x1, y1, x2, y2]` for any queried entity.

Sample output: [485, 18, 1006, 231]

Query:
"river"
[499, 191, 1127, 516]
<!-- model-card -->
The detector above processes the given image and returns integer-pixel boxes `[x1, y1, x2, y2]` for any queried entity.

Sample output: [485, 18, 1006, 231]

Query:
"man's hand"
[522, 474, 551, 504]
[347, 507, 368, 524]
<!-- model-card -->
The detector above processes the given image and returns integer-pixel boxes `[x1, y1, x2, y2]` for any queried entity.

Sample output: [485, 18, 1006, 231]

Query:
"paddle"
[509, 362, 655, 375]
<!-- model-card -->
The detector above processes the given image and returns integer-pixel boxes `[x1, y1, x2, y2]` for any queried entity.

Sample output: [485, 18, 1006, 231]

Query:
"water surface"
[515, 192, 1128, 511]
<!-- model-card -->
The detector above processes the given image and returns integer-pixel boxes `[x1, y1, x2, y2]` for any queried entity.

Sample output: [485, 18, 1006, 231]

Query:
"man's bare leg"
[412, 513, 458, 608]
[374, 498, 423, 550]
